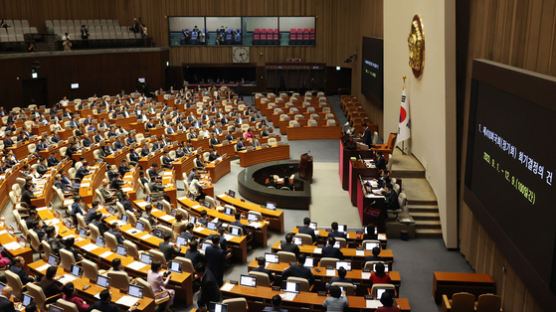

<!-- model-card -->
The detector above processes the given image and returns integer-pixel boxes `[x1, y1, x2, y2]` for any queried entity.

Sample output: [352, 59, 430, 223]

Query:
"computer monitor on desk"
[240, 274, 256, 287]
[284, 281, 300, 293]
[336, 261, 352, 271]
[265, 253, 279, 264]
[209, 302, 228, 312]
[128, 284, 143, 298]
[97, 275, 110, 288]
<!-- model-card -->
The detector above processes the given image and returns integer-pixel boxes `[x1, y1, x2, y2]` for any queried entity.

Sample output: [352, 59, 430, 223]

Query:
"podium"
[299, 153, 313, 182]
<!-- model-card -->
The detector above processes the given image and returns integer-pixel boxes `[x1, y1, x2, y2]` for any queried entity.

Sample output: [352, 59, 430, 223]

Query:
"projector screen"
[361, 36, 383, 104]
[464, 59, 556, 309]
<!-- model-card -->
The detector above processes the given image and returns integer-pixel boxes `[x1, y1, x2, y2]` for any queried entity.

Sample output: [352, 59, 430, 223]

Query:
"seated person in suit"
[330, 267, 352, 285]
[209, 132, 221, 147]
[159, 233, 180, 261]
[47, 151, 60, 167]
[147, 163, 160, 180]
[262, 295, 289, 312]
[282, 253, 315, 285]
[88, 289, 121, 312]
[382, 184, 400, 211]
[329, 222, 347, 239]
[364, 246, 382, 263]
[181, 222, 196, 241]
[194, 154, 205, 169]
[376, 291, 401, 312]
[235, 137, 246, 151]
[62, 283, 89, 312]
[0, 286, 15, 312]
[208, 147, 220, 162]
[231, 212, 247, 234]
[280, 232, 300, 257]
[75, 162, 90, 181]
[197, 209, 209, 226]
[322, 285, 348, 312]
[363, 225, 378, 240]
[376, 152, 386, 171]
[10, 256, 36, 284]
[40, 266, 63, 298]
[298, 217, 316, 243]
[251, 256, 275, 283]
[322, 236, 343, 259]
[147, 261, 175, 306]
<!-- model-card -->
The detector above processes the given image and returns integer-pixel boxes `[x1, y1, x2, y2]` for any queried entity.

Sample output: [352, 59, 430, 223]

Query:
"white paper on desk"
[57, 274, 77, 285]
[128, 261, 147, 271]
[366, 300, 383, 308]
[370, 180, 378, 188]
[36, 207, 47, 211]
[279, 292, 297, 301]
[80, 183, 90, 187]
[217, 194, 224, 198]
[356, 250, 365, 256]
[82, 244, 98, 252]
[194, 227, 204, 233]
[361, 272, 371, 279]
[223, 234, 234, 241]
[192, 204, 202, 209]
[178, 196, 188, 201]
[45, 218, 60, 226]
[326, 269, 336, 277]
[140, 234, 153, 240]
[160, 215, 174, 222]
[36, 263, 51, 272]
[249, 221, 262, 228]
[3, 241, 22, 250]
[378, 234, 386, 240]
[0, 230, 8, 235]
[121, 187, 133, 192]
[116, 295, 139, 307]
[136, 201, 148, 207]
[313, 247, 322, 254]
[220, 283, 235, 291]
[99, 251, 113, 258]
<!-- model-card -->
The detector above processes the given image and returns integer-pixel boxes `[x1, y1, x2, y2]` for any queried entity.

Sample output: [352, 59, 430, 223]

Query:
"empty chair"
[319, 257, 339, 268]
[125, 210, 137, 226]
[56, 298, 79, 312]
[222, 297, 248, 312]
[103, 232, 119, 251]
[138, 217, 153, 232]
[124, 240, 140, 260]
[107, 271, 131, 291]
[331, 282, 356, 295]
[247, 210, 263, 221]
[294, 233, 313, 245]
[204, 195, 216, 208]
[371, 283, 396, 299]
[476, 294, 502, 312]
[334, 237, 347, 248]
[88, 223, 101, 241]
[5, 270, 24, 299]
[277, 251, 296, 263]
[149, 249, 167, 263]
[287, 277, 310, 292]
[248, 271, 271, 287]
[326, 119, 337, 126]
[441, 292, 476, 312]
[59, 249, 76, 272]
[82, 259, 99, 281]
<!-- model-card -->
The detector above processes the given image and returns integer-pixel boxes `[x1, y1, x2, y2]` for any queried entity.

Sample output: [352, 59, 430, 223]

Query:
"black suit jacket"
[363, 127, 372, 146]
[298, 226, 316, 242]
[252, 266, 274, 282]
[205, 246, 226, 285]
[329, 231, 347, 239]
[0, 296, 15, 312]
[159, 241, 179, 261]
[87, 301, 120, 312]
[198, 269, 221, 308]
[376, 156, 386, 171]
[280, 241, 300, 257]
[322, 246, 344, 259]
[282, 264, 314, 285]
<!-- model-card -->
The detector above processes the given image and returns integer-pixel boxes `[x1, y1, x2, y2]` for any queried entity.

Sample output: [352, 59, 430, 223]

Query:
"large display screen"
[361, 37, 383, 104]
[464, 59, 556, 309]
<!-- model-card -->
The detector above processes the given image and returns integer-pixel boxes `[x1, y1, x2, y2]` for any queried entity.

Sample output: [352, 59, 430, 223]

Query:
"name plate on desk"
[366, 300, 383, 309]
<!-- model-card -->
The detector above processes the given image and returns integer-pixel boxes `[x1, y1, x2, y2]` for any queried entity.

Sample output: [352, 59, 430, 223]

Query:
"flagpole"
[401, 75, 406, 155]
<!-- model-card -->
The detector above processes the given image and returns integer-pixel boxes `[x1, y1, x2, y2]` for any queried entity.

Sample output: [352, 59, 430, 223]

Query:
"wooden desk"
[172, 152, 197, 180]
[238, 144, 290, 167]
[7, 137, 40, 159]
[291, 227, 388, 248]
[178, 197, 269, 248]
[139, 144, 178, 171]
[0, 158, 35, 213]
[31, 160, 72, 208]
[206, 156, 231, 182]
[72, 145, 101, 164]
[27, 260, 156, 312]
[220, 282, 411, 311]
[78, 163, 106, 204]
[217, 194, 284, 233]
[0, 226, 33, 264]
[38, 141, 70, 160]
[339, 140, 375, 190]
[104, 143, 142, 167]
[432, 272, 496, 303]
[214, 142, 237, 159]
[349, 159, 378, 206]
[271, 241, 394, 269]
[31, 123, 50, 136]
[286, 126, 342, 140]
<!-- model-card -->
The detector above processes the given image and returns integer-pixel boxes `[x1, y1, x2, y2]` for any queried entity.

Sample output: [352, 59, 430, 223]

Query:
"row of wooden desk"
[238, 144, 290, 167]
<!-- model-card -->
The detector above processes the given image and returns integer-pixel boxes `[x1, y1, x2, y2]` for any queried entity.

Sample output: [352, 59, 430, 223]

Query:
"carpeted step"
[414, 219, 441, 229]
[415, 228, 443, 238]
[407, 204, 439, 213]
[410, 211, 440, 220]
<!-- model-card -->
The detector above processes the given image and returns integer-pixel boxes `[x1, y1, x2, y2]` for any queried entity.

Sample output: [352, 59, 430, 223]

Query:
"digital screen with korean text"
[464, 60, 556, 305]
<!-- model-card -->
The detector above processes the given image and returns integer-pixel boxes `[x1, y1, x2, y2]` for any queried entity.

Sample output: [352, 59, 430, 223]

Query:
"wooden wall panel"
[0, 0, 363, 68]
[460, 1, 556, 311]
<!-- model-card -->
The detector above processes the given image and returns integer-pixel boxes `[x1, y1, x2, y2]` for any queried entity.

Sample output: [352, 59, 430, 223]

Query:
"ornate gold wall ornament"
[408, 14, 425, 78]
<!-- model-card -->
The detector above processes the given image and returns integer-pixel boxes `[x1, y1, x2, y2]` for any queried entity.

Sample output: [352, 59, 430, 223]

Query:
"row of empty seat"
[0, 19, 38, 42]
[46, 19, 140, 40]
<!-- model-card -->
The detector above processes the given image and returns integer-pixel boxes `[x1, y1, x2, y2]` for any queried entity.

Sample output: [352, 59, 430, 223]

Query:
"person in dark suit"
[330, 267, 352, 285]
[129, 149, 140, 163]
[376, 152, 386, 171]
[322, 237, 343, 259]
[184, 239, 205, 269]
[10, 256, 35, 284]
[118, 159, 131, 176]
[329, 222, 347, 239]
[0, 285, 15, 312]
[362, 123, 373, 147]
[75, 162, 90, 181]
[205, 235, 226, 286]
[47, 152, 60, 167]
[262, 295, 289, 312]
[282, 254, 314, 285]
[235, 137, 246, 151]
[209, 133, 220, 147]
[40, 266, 63, 298]
[251, 256, 275, 283]
[181, 223, 196, 242]
[280, 232, 300, 257]
[363, 225, 378, 240]
[87, 289, 120, 312]
[208, 148, 220, 162]
[383, 184, 400, 211]
[159, 233, 180, 261]
[364, 247, 382, 263]
[147, 163, 160, 180]
[197, 264, 221, 309]
[298, 217, 316, 243]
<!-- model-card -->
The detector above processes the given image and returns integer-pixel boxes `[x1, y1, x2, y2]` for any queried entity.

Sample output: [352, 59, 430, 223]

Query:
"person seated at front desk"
[280, 233, 300, 257]
[208, 147, 220, 162]
[194, 154, 206, 169]
[298, 217, 316, 242]
[322, 237, 343, 259]
[252, 256, 276, 283]
[209, 133, 221, 147]
[236, 137, 246, 151]
[382, 184, 400, 211]
[225, 132, 235, 141]
[323, 286, 348, 312]
[282, 253, 315, 285]
[250, 135, 261, 148]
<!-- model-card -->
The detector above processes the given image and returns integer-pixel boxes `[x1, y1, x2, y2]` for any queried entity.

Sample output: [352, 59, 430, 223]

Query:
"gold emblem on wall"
[408, 14, 425, 78]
